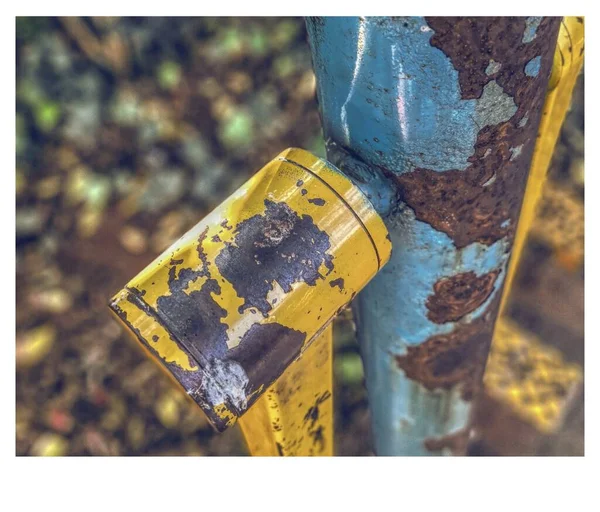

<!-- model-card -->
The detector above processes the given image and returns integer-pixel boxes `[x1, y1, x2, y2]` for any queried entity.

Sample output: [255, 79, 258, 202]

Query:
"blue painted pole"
[306, 16, 561, 455]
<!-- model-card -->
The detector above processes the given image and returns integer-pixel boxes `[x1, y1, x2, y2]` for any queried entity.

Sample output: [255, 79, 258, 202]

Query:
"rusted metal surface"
[306, 16, 560, 455]
[498, 16, 584, 306]
[110, 148, 391, 432]
[426, 270, 501, 324]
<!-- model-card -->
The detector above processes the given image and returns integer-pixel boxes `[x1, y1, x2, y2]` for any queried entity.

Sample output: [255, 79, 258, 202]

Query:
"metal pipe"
[239, 327, 334, 456]
[498, 16, 584, 314]
[306, 16, 561, 455]
[110, 147, 391, 436]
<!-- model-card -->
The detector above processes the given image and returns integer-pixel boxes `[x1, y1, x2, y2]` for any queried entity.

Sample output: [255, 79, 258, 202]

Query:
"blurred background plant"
[16, 17, 584, 456]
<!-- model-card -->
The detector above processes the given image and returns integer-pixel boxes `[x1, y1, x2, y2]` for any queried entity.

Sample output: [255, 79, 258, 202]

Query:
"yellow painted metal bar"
[239, 325, 333, 456]
[499, 16, 584, 313]
[109, 148, 391, 449]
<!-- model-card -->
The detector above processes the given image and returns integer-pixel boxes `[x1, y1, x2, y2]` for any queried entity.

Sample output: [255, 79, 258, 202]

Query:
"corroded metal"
[473, 18, 584, 451]
[110, 148, 391, 432]
[306, 16, 561, 455]
[239, 326, 334, 456]
[499, 16, 584, 308]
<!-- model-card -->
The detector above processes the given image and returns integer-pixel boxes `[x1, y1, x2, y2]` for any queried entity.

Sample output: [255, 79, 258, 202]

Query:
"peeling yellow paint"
[239, 326, 334, 456]
[110, 148, 390, 439]
[111, 289, 197, 371]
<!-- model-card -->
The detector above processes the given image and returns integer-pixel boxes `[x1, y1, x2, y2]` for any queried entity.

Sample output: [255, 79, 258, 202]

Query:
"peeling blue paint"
[366, 360, 472, 456]
[485, 59, 502, 75]
[354, 223, 509, 456]
[356, 210, 509, 347]
[525, 56, 542, 77]
[523, 16, 543, 43]
[307, 16, 515, 456]
[307, 17, 516, 176]
[305, 16, 547, 456]
[353, 216, 508, 452]
[510, 144, 524, 160]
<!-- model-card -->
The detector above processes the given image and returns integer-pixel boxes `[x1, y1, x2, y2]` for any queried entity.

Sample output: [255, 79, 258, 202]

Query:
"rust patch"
[215, 199, 334, 316]
[394, 18, 560, 249]
[426, 17, 559, 100]
[396, 296, 501, 401]
[308, 197, 326, 206]
[426, 270, 500, 324]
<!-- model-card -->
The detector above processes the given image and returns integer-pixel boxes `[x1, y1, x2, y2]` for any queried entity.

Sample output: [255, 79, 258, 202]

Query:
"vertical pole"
[239, 327, 334, 456]
[473, 17, 584, 454]
[498, 16, 584, 314]
[306, 16, 561, 455]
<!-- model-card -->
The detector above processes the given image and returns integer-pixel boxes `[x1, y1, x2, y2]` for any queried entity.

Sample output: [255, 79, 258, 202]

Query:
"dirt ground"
[16, 17, 584, 456]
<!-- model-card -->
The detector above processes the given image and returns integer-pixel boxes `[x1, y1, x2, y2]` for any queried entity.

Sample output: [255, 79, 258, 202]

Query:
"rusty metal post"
[499, 16, 584, 313]
[306, 16, 561, 455]
[476, 17, 584, 453]
[239, 327, 334, 456]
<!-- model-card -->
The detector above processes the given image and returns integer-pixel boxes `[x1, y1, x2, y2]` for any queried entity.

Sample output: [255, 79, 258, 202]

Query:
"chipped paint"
[523, 16, 543, 43]
[475, 80, 517, 127]
[499, 17, 585, 315]
[485, 59, 502, 76]
[239, 328, 334, 456]
[307, 17, 519, 175]
[215, 199, 335, 317]
[200, 359, 250, 412]
[355, 208, 510, 347]
[525, 55, 542, 77]
[510, 144, 524, 160]
[109, 148, 391, 432]
[307, 16, 560, 455]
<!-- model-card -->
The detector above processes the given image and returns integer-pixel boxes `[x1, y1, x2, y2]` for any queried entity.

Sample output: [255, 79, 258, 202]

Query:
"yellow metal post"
[109, 148, 391, 453]
[239, 326, 334, 456]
